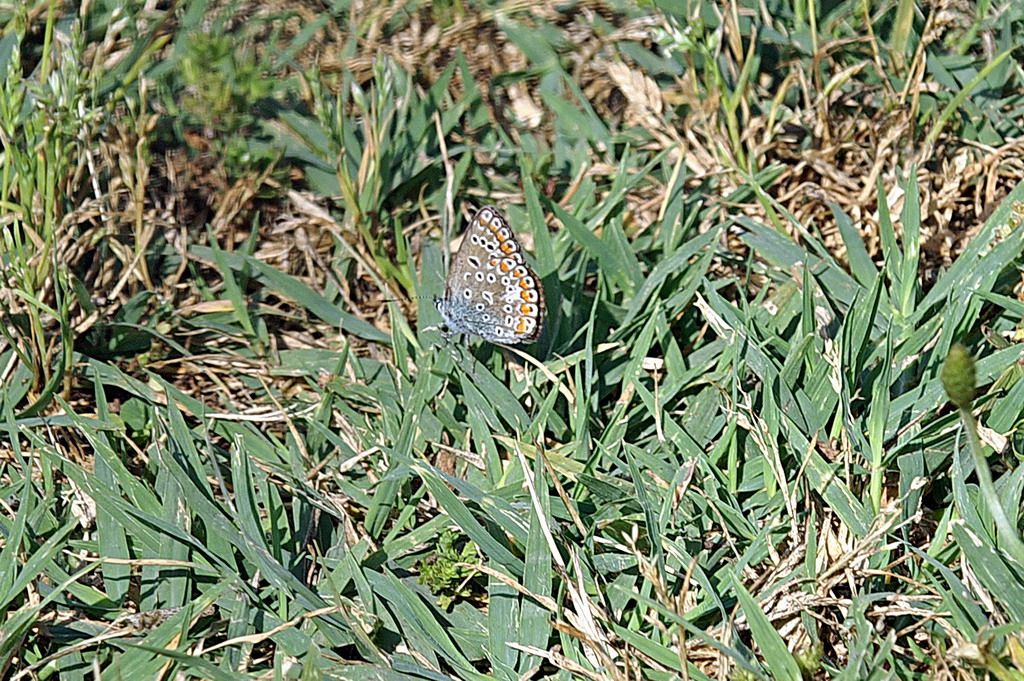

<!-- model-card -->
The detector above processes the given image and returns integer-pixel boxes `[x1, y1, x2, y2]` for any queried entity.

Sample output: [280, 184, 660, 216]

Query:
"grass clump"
[2, 1, 1024, 680]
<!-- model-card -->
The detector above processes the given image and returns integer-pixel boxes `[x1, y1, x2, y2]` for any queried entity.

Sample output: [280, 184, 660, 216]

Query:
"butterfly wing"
[436, 206, 544, 344]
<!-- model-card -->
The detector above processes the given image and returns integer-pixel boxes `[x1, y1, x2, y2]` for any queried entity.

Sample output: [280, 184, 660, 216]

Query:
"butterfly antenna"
[381, 293, 433, 304]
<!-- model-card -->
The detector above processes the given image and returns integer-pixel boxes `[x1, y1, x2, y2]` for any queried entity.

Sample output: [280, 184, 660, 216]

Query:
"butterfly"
[433, 206, 545, 344]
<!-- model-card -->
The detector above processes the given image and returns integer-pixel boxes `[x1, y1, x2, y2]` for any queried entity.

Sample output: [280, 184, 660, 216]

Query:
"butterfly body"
[433, 206, 544, 344]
